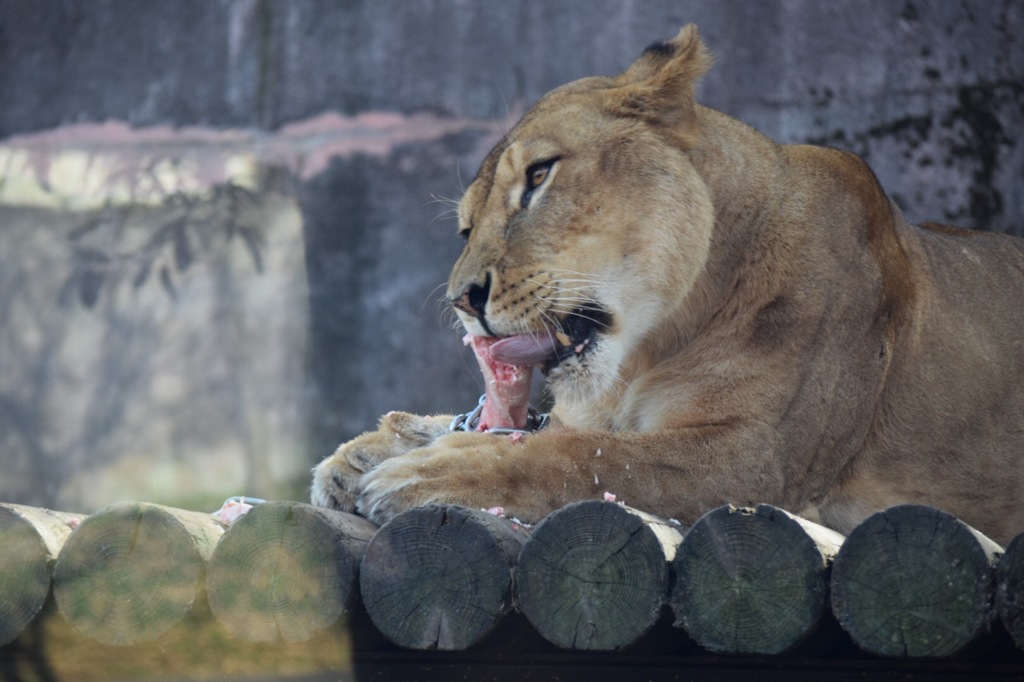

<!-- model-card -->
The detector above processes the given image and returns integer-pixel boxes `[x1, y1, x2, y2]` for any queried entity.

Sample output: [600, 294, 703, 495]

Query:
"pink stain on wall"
[1, 110, 508, 191]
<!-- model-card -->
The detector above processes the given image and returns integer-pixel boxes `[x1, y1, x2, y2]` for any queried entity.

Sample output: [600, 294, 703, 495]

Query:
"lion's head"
[449, 26, 718, 408]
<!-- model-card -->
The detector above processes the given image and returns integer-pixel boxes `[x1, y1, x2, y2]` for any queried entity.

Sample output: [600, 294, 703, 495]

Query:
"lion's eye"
[521, 159, 557, 208]
[530, 165, 549, 188]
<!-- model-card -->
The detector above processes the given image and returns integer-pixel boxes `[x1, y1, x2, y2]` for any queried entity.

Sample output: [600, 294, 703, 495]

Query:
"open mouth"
[463, 307, 612, 431]
[488, 307, 613, 372]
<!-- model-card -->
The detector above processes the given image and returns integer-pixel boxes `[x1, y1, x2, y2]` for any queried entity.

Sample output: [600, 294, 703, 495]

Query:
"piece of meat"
[214, 497, 255, 525]
[464, 334, 551, 430]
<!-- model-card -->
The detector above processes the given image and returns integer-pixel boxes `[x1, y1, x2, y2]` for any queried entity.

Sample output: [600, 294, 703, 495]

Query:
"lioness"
[312, 25, 1024, 543]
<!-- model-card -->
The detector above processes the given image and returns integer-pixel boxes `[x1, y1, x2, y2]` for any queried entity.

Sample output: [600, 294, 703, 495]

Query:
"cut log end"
[52, 501, 225, 646]
[359, 504, 527, 651]
[996, 531, 1024, 650]
[515, 500, 673, 651]
[0, 504, 80, 645]
[207, 501, 377, 644]
[831, 504, 998, 658]
[669, 504, 836, 655]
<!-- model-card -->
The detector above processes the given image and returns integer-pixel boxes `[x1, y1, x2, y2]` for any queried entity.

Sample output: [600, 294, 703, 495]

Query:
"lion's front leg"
[310, 411, 452, 513]
[356, 430, 564, 524]
[356, 423, 786, 526]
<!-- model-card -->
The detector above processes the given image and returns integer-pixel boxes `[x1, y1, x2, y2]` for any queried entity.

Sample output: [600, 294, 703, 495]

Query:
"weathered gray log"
[669, 504, 843, 655]
[831, 504, 1001, 657]
[0, 503, 82, 645]
[358, 504, 527, 650]
[52, 501, 225, 645]
[996, 531, 1024, 649]
[514, 500, 684, 651]
[207, 501, 377, 643]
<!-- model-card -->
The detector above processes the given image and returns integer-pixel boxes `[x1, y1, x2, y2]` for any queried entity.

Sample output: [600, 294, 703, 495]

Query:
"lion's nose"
[451, 276, 491, 319]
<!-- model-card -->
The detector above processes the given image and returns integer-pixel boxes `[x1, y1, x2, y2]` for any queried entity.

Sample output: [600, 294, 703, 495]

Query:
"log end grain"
[831, 504, 996, 658]
[996, 531, 1024, 650]
[669, 504, 834, 655]
[359, 504, 526, 651]
[207, 501, 376, 644]
[514, 500, 670, 651]
[0, 505, 78, 645]
[52, 501, 224, 645]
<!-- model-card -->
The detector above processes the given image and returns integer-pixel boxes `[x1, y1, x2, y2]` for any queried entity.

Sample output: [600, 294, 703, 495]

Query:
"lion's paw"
[310, 445, 362, 512]
[310, 411, 452, 513]
[355, 433, 527, 524]
[355, 449, 454, 524]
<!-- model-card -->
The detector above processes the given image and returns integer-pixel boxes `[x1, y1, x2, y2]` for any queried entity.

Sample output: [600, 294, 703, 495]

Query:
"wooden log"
[207, 501, 377, 643]
[514, 500, 684, 650]
[358, 504, 527, 650]
[668, 504, 843, 655]
[830, 504, 1001, 657]
[0, 503, 82, 645]
[996, 531, 1024, 649]
[52, 501, 225, 645]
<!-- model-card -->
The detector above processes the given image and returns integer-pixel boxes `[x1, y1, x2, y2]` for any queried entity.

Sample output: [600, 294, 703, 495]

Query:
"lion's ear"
[608, 24, 713, 137]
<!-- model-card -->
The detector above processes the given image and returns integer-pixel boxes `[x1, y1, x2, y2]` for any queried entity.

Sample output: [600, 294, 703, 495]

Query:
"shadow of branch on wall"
[59, 182, 268, 309]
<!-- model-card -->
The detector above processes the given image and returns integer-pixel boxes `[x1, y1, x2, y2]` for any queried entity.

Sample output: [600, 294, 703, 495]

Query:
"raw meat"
[464, 334, 552, 430]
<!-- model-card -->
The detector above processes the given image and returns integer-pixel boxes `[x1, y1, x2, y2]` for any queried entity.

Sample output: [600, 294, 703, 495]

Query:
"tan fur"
[312, 26, 1024, 543]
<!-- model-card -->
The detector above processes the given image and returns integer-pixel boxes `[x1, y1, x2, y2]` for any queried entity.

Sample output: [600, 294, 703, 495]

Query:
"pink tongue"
[489, 333, 560, 366]
[465, 334, 550, 431]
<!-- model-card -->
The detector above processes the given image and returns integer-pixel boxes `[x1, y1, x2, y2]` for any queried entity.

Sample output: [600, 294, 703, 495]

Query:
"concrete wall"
[1, 0, 1021, 510]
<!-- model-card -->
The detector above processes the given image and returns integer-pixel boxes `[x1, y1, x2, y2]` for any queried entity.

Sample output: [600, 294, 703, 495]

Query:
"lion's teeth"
[555, 330, 572, 347]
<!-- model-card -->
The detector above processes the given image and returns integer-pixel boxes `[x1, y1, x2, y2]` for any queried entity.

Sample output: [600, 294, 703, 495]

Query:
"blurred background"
[1, 0, 1021, 514]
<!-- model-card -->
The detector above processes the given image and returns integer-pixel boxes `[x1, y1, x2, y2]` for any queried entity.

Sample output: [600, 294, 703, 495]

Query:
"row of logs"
[2, 499, 1023, 658]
